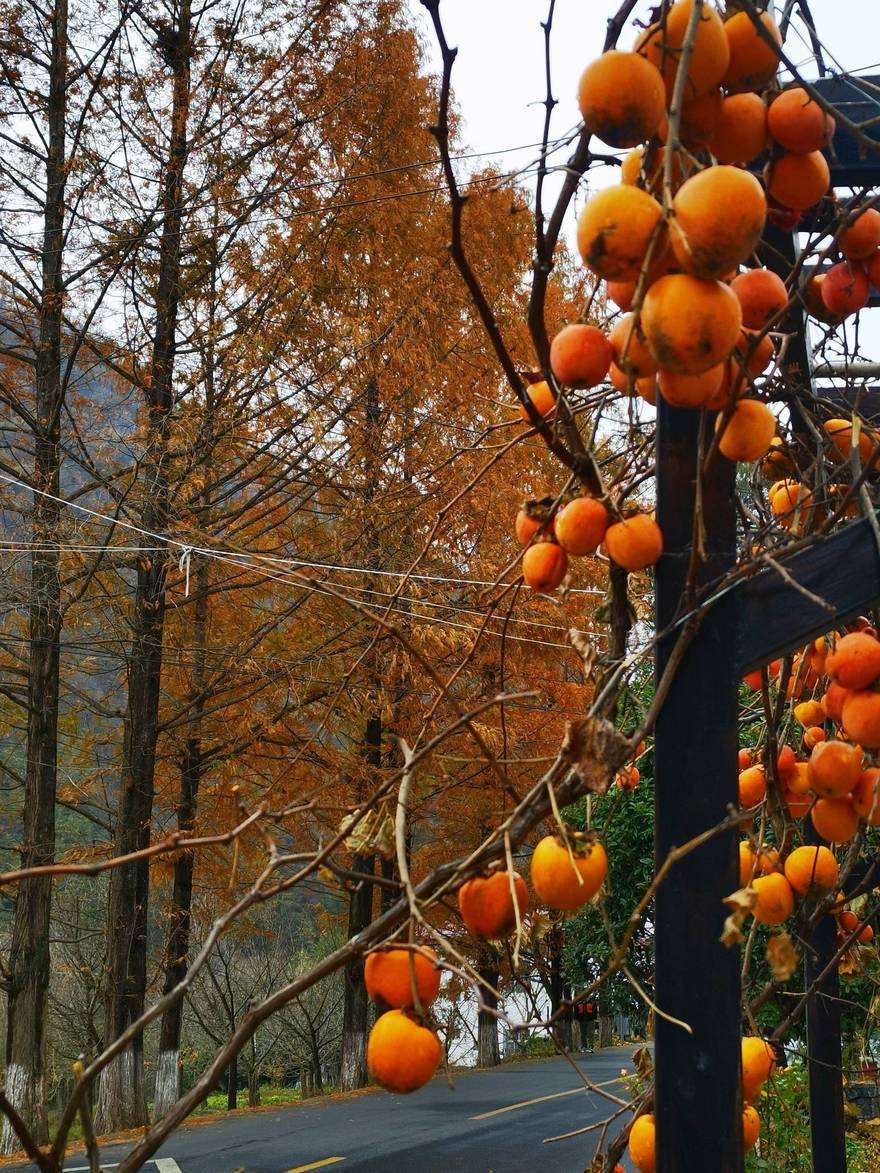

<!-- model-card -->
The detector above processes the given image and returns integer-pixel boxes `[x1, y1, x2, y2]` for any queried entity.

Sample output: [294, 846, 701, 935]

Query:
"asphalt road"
[10, 1047, 641, 1173]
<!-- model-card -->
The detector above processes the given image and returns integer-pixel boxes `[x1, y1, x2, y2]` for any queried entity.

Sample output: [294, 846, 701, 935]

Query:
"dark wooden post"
[654, 402, 743, 1172]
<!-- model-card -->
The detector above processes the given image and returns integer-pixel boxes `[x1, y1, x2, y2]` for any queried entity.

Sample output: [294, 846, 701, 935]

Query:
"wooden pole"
[654, 401, 743, 1172]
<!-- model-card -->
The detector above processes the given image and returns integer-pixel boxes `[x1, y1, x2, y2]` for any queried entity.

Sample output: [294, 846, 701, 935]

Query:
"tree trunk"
[477, 948, 500, 1068]
[96, 0, 192, 1134]
[226, 1055, 238, 1111]
[247, 1067, 260, 1108]
[153, 558, 208, 1121]
[2, 0, 68, 1153]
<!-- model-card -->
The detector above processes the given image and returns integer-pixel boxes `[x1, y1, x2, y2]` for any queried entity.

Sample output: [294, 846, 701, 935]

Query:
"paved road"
[11, 1048, 640, 1172]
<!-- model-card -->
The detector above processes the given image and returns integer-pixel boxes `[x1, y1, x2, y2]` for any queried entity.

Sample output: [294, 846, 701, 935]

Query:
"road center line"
[470, 1086, 589, 1119]
[283, 1158, 347, 1172]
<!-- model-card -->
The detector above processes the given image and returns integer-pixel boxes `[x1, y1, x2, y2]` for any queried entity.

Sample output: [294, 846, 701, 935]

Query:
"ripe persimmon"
[860, 922, 875, 943]
[739, 766, 766, 809]
[603, 513, 663, 571]
[841, 690, 880, 748]
[768, 87, 835, 154]
[784, 844, 838, 895]
[765, 151, 830, 210]
[805, 273, 842, 324]
[717, 399, 776, 463]
[821, 262, 870, 318]
[808, 739, 862, 797]
[555, 497, 610, 556]
[742, 1036, 776, 1102]
[841, 207, 880, 261]
[731, 269, 788, 330]
[752, 872, 794, 925]
[710, 92, 768, 164]
[735, 328, 776, 377]
[642, 274, 742, 375]
[530, 834, 607, 911]
[794, 699, 826, 727]
[784, 786, 811, 819]
[367, 1010, 441, 1093]
[610, 314, 659, 378]
[577, 185, 663, 281]
[823, 681, 852, 723]
[743, 1105, 761, 1150]
[519, 380, 555, 422]
[739, 747, 754, 769]
[804, 726, 826, 750]
[607, 280, 636, 311]
[550, 323, 612, 387]
[515, 506, 553, 547]
[522, 541, 567, 593]
[823, 417, 877, 466]
[458, 870, 528, 940]
[577, 51, 666, 148]
[657, 363, 726, 408]
[628, 1112, 656, 1173]
[637, 0, 729, 100]
[811, 796, 859, 843]
[670, 166, 766, 279]
[761, 437, 795, 479]
[365, 948, 441, 1010]
[740, 840, 758, 886]
[852, 767, 880, 824]
[722, 10, 782, 93]
[826, 632, 880, 690]
[659, 88, 724, 148]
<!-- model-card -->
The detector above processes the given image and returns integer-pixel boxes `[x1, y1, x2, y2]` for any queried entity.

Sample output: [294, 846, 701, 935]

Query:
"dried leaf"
[766, 932, 800, 981]
[633, 1046, 654, 1079]
[721, 886, 757, 947]
[561, 716, 630, 796]
[568, 629, 598, 676]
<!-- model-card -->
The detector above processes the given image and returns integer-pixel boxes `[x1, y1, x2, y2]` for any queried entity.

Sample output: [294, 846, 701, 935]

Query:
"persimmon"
[841, 207, 880, 261]
[610, 314, 659, 378]
[637, 377, 657, 406]
[530, 834, 607, 911]
[365, 948, 441, 1010]
[458, 870, 528, 940]
[717, 399, 776, 463]
[767, 87, 836, 154]
[722, 10, 782, 93]
[860, 922, 875, 943]
[784, 786, 811, 819]
[758, 846, 781, 875]
[753, 873, 794, 925]
[620, 148, 643, 186]
[367, 1010, 441, 1093]
[823, 681, 852, 723]
[515, 506, 553, 546]
[761, 437, 795, 479]
[805, 273, 842, 324]
[740, 840, 758, 886]
[522, 541, 567, 593]
[518, 380, 555, 421]
[603, 513, 663, 571]
[823, 417, 877, 466]
[811, 797, 859, 843]
[619, 145, 686, 197]
[784, 844, 838, 895]
[636, 0, 729, 99]
[826, 632, 880, 690]
[743, 1105, 761, 1151]
[742, 1036, 776, 1102]
[852, 767, 880, 824]
[555, 497, 609, 557]
[804, 726, 826, 750]
[609, 364, 656, 400]
[641, 274, 742, 375]
[550, 323, 613, 387]
[657, 363, 725, 408]
[777, 744, 798, 780]
[841, 690, 880, 748]
[839, 909, 860, 935]
[659, 87, 724, 148]
[735, 328, 775, 377]
[743, 658, 780, 691]
[794, 699, 825, 727]
[739, 765, 766, 809]
[765, 151, 830, 210]
[607, 279, 636, 310]
[628, 1112, 656, 1173]
[739, 747, 753, 769]
[731, 268, 788, 330]
[709, 93, 768, 164]
[617, 763, 640, 790]
[577, 51, 666, 148]
[821, 262, 870, 318]
[808, 739, 862, 797]
[787, 761, 812, 796]
[769, 479, 812, 522]
[868, 248, 880, 289]
[670, 166, 766, 279]
[577, 185, 663, 281]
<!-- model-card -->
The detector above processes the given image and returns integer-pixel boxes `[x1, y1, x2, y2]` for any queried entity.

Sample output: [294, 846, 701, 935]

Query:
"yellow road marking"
[470, 1086, 586, 1120]
[283, 1158, 347, 1172]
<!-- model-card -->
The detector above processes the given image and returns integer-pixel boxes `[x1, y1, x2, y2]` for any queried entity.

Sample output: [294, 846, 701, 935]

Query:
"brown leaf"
[633, 1046, 654, 1079]
[561, 716, 630, 796]
[766, 932, 800, 981]
[721, 886, 757, 947]
[568, 629, 599, 676]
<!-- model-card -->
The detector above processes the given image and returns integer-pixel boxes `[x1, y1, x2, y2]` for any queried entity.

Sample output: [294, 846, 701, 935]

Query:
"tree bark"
[226, 1054, 238, 1111]
[96, 0, 192, 1133]
[477, 948, 500, 1068]
[1, 0, 68, 1152]
[338, 851, 374, 1090]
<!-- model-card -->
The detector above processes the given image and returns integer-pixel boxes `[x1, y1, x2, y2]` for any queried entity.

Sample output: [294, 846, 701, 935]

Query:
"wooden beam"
[734, 517, 880, 675]
[654, 403, 743, 1172]
[816, 74, 880, 188]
